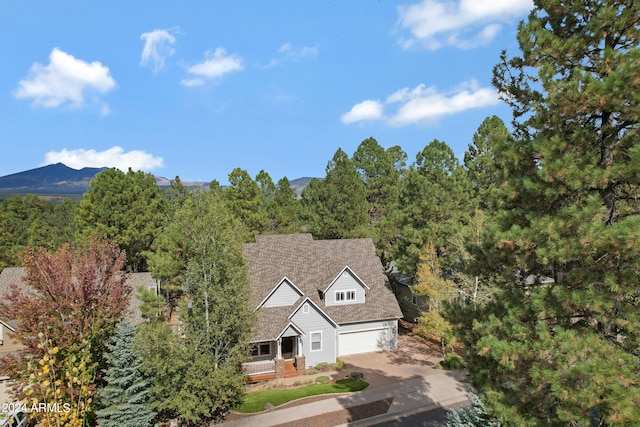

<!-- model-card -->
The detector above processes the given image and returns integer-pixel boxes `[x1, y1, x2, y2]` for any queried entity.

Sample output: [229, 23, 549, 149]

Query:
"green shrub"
[350, 372, 364, 380]
[304, 368, 318, 375]
[315, 362, 328, 371]
[335, 358, 345, 370]
[444, 353, 464, 370]
[315, 376, 330, 384]
[293, 381, 302, 387]
[433, 362, 442, 370]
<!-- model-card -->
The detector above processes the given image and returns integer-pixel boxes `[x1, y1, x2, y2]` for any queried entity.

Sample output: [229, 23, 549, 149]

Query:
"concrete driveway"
[338, 332, 445, 389]
[222, 332, 469, 426]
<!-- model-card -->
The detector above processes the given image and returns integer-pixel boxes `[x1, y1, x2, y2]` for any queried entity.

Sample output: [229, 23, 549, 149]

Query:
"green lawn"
[234, 378, 369, 413]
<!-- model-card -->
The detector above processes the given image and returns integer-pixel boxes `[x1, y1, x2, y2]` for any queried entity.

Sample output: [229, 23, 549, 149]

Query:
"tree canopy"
[395, 140, 476, 273]
[0, 238, 131, 425]
[76, 168, 168, 272]
[449, 1, 640, 424]
[141, 189, 254, 423]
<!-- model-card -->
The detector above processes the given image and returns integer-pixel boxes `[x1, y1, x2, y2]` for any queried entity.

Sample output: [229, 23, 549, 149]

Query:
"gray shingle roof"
[244, 234, 402, 341]
[0, 267, 153, 326]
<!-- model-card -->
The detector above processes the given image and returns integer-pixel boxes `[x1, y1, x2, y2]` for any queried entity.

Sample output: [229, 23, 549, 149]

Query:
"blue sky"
[0, 0, 533, 184]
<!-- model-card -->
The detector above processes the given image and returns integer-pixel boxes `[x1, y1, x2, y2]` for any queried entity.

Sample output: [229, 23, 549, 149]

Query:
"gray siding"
[395, 284, 427, 322]
[325, 269, 366, 307]
[262, 279, 301, 308]
[291, 303, 336, 368]
[281, 325, 299, 338]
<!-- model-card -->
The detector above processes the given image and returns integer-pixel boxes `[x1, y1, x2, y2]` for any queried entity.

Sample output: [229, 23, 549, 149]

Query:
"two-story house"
[242, 234, 402, 380]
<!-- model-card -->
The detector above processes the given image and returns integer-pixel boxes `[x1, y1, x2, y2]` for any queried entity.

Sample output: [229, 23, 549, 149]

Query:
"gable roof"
[255, 276, 304, 310]
[323, 266, 370, 293]
[0, 267, 153, 327]
[244, 234, 402, 331]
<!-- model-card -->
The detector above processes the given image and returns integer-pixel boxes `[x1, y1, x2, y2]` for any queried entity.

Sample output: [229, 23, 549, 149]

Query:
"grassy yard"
[234, 378, 369, 413]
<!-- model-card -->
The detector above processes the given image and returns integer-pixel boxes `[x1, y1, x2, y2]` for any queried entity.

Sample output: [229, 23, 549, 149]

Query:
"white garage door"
[338, 328, 389, 356]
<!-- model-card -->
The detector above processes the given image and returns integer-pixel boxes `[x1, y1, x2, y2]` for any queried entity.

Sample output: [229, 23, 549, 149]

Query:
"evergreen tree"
[97, 320, 156, 427]
[166, 176, 191, 214]
[446, 393, 500, 427]
[352, 137, 401, 223]
[77, 168, 168, 272]
[301, 148, 369, 239]
[352, 138, 405, 262]
[464, 116, 513, 210]
[395, 140, 476, 273]
[0, 195, 79, 269]
[223, 168, 268, 239]
[450, 1, 640, 424]
[271, 176, 302, 233]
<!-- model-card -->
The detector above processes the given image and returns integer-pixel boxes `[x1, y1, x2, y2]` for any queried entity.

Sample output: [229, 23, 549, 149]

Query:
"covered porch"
[243, 334, 306, 382]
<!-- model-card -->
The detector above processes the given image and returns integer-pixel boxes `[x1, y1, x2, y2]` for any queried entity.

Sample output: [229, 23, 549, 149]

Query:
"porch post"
[275, 338, 285, 379]
[294, 335, 305, 375]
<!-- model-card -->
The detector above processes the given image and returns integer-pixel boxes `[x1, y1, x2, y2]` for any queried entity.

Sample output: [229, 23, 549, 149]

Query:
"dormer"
[257, 277, 303, 309]
[322, 266, 369, 307]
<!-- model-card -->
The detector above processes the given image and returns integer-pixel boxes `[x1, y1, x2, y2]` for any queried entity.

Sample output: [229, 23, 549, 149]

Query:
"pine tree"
[301, 148, 369, 239]
[395, 140, 477, 273]
[223, 168, 269, 239]
[464, 116, 513, 210]
[450, 1, 640, 424]
[352, 137, 401, 223]
[97, 320, 156, 427]
[77, 168, 168, 272]
[271, 176, 302, 233]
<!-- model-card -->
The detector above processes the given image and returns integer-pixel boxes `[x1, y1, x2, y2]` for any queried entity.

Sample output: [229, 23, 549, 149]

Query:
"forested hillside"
[0, 0, 637, 425]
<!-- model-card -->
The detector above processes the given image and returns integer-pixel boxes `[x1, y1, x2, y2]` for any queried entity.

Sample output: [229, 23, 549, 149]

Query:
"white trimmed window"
[311, 332, 322, 351]
[335, 290, 356, 303]
[412, 293, 418, 305]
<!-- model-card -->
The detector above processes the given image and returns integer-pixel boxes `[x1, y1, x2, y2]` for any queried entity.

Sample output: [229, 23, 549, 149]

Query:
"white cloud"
[41, 146, 164, 172]
[14, 48, 116, 108]
[342, 79, 499, 126]
[265, 42, 319, 68]
[140, 29, 177, 72]
[397, 0, 533, 49]
[341, 100, 384, 124]
[181, 48, 243, 86]
[388, 80, 499, 126]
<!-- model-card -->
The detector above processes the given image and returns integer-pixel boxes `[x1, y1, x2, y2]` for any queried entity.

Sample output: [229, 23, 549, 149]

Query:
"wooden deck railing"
[242, 360, 276, 375]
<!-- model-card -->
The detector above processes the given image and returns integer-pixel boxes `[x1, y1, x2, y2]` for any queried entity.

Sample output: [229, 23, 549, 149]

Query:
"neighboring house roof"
[0, 267, 153, 328]
[244, 234, 402, 341]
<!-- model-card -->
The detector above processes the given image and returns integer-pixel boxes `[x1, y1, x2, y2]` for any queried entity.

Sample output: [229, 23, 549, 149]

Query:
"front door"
[281, 336, 295, 359]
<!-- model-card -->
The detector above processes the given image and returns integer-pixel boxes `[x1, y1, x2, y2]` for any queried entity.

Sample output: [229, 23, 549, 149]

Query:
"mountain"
[0, 164, 315, 197]
[289, 177, 315, 197]
[0, 163, 108, 194]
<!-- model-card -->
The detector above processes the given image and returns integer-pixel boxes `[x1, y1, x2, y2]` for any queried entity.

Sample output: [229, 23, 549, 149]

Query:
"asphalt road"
[370, 402, 467, 427]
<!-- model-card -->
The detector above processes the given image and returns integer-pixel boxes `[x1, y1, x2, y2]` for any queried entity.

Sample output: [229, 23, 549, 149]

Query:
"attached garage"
[338, 321, 397, 356]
